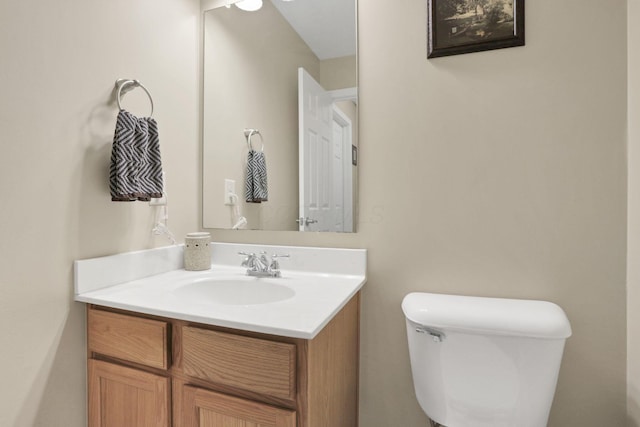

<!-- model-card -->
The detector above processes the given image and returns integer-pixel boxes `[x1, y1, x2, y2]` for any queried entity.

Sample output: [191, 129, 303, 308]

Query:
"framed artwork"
[427, 0, 525, 58]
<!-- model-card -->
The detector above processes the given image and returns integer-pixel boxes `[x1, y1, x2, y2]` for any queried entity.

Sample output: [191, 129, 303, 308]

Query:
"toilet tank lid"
[402, 292, 572, 339]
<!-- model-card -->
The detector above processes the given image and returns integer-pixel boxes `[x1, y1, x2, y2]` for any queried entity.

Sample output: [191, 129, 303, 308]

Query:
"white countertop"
[75, 243, 366, 339]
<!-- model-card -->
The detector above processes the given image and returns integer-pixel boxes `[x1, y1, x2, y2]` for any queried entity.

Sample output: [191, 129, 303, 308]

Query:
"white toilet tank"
[402, 292, 572, 427]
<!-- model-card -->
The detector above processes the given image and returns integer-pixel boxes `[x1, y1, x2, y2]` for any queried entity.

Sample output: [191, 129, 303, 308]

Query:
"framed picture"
[427, 0, 524, 58]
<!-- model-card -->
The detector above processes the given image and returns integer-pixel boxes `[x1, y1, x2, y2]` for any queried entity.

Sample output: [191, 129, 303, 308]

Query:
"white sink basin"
[172, 277, 295, 305]
[74, 243, 366, 338]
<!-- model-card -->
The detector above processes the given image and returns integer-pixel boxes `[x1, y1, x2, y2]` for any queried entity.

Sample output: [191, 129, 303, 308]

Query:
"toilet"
[402, 292, 572, 427]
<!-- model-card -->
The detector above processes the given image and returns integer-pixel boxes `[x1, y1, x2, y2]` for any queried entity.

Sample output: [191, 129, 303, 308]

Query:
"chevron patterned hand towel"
[109, 110, 164, 201]
[245, 149, 268, 203]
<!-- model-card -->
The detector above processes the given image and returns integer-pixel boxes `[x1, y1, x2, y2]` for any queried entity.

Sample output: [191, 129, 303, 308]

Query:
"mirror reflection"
[202, 0, 358, 232]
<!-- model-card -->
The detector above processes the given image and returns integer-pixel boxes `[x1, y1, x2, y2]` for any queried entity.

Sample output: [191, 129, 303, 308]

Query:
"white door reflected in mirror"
[298, 68, 354, 232]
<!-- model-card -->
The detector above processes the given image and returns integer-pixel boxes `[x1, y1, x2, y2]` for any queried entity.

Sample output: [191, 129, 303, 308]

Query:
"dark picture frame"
[427, 0, 524, 58]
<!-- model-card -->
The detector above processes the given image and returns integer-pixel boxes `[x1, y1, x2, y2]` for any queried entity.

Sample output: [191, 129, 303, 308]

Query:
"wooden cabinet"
[88, 359, 170, 427]
[86, 293, 359, 427]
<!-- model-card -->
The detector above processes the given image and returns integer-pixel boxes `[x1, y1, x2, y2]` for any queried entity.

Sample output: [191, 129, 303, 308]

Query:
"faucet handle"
[238, 251, 255, 268]
[268, 254, 289, 271]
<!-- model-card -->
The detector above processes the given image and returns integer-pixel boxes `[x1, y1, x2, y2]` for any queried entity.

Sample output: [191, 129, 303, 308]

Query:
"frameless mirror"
[202, 0, 358, 232]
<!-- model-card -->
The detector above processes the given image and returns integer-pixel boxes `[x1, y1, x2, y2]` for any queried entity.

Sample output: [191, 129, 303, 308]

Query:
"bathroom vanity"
[75, 243, 366, 427]
[87, 296, 358, 427]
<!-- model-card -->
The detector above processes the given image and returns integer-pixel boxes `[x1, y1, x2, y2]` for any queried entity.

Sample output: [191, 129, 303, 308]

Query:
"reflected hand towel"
[245, 149, 268, 203]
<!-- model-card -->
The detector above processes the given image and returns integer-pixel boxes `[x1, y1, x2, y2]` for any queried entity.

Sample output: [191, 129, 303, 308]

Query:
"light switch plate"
[224, 179, 236, 205]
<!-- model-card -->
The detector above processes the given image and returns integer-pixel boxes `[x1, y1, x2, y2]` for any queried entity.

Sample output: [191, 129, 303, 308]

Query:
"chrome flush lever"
[415, 326, 446, 342]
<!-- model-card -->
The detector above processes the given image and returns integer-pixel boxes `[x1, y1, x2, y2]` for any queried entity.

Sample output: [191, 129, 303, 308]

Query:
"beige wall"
[629, 0, 640, 425]
[0, 0, 200, 425]
[320, 55, 357, 91]
[0, 0, 630, 426]
[212, 1, 628, 426]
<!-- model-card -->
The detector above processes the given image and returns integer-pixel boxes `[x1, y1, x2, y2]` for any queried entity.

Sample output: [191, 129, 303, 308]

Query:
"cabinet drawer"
[88, 308, 169, 370]
[182, 326, 296, 400]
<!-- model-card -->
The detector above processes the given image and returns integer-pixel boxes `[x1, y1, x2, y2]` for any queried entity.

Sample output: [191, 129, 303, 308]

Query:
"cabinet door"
[88, 360, 170, 427]
[182, 385, 296, 427]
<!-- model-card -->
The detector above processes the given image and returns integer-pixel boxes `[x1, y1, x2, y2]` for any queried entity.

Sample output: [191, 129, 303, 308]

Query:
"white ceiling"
[270, 0, 356, 60]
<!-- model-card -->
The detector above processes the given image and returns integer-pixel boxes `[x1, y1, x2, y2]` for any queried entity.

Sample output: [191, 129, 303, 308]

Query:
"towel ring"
[244, 129, 264, 152]
[116, 79, 154, 117]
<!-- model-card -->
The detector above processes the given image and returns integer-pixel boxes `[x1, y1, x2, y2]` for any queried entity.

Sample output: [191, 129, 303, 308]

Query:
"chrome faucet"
[238, 251, 289, 278]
